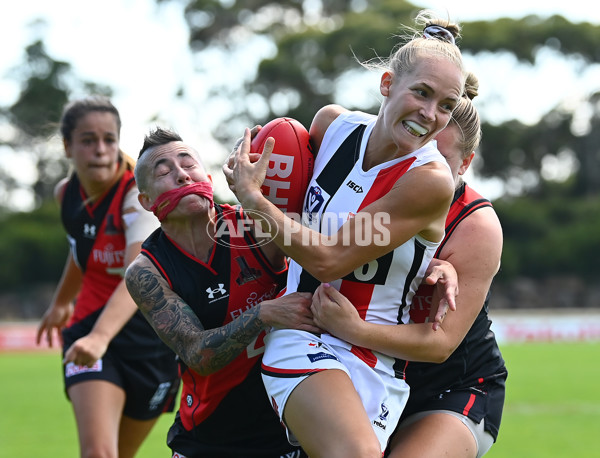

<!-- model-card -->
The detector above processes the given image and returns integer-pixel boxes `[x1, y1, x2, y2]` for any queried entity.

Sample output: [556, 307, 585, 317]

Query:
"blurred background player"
[36, 96, 179, 458]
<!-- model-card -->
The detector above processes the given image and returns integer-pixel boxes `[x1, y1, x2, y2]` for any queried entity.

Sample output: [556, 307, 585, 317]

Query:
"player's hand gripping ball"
[251, 117, 314, 215]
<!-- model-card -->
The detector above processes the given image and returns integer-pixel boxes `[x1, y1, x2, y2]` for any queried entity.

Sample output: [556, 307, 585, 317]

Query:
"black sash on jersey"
[298, 125, 366, 293]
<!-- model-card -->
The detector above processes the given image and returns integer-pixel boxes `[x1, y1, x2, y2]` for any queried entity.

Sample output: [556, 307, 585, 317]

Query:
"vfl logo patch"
[304, 186, 325, 224]
[65, 360, 102, 377]
[379, 403, 389, 421]
[307, 352, 338, 363]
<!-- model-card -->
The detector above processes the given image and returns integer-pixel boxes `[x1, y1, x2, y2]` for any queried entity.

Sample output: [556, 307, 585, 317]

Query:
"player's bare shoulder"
[309, 104, 347, 151]
[460, 204, 502, 244]
[444, 205, 503, 276]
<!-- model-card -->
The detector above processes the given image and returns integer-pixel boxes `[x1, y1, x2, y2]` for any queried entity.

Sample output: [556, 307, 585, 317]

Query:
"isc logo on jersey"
[346, 180, 363, 193]
[251, 118, 314, 215]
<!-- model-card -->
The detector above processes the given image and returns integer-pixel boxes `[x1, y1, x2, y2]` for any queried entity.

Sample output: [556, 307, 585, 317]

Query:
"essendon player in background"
[36, 97, 179, 458]
[387, 73, 507, 458]
[125, 127, 318, 458]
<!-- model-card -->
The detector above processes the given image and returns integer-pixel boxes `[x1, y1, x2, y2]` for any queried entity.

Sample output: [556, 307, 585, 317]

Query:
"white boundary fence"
[489, 309, 600, 343]
[1, 310, 600, 351]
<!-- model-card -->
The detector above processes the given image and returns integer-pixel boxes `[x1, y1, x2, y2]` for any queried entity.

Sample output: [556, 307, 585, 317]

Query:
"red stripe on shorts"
[463, 393, 476, 416]
[261, 363, 326, 377]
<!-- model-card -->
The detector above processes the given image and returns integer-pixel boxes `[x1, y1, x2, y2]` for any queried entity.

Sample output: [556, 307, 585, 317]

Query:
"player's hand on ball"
[231, 128, 274, 208]
[223, 125, 262, 192]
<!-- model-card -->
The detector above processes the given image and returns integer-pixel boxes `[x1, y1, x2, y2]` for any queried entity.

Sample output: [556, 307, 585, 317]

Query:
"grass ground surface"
[486, 342, 600, 457]
[1, 342, 598, 457]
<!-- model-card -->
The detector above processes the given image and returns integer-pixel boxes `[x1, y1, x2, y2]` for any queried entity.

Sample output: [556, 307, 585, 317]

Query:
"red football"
[250, 117, 313, 215]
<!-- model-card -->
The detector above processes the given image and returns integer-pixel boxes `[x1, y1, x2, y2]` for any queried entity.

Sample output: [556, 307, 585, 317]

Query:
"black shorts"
[167, 412, 307, 458]
[62, 343, 180, 421]
[399, 377, 506, 441]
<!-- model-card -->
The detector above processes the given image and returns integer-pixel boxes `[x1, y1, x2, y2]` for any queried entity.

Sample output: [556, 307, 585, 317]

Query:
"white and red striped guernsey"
[285, 110, 449, 376]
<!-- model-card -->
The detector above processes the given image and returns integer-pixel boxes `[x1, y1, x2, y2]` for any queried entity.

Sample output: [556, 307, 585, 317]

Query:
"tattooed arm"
[125, 254, 317, 376]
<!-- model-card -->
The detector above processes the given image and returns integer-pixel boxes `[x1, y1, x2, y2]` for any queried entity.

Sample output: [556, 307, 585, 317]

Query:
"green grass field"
[1, 342, 599, 457]
[0, 350, 175, 457]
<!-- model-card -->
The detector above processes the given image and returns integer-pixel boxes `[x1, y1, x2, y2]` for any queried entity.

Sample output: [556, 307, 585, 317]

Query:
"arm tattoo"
[126, 261, 266, 375]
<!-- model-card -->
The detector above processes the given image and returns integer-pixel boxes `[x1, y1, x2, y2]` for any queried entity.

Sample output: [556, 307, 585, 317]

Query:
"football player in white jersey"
[227, 11, 466, 458]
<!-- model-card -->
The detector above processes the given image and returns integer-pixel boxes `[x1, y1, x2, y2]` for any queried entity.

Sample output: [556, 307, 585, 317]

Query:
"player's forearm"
[180, 306, 266, 375]
[340, 320, 454, 363]
[126, 261, 266, 375]
[145, 302, 265, 376]
[51, 253, 82, 307]
[240, 195, 372, 282]
[90, 280, 139, 343]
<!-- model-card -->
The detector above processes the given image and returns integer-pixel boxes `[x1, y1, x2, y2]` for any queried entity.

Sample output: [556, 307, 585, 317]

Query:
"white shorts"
[261, 329, 410, 451]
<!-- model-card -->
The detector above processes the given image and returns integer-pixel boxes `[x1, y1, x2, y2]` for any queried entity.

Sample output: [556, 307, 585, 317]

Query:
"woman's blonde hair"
[450, 71, 482, 159]
[360, 10, 465, 80]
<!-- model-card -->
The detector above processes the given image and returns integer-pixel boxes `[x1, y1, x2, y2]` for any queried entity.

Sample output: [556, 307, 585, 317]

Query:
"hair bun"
[464, 72, 479, 100]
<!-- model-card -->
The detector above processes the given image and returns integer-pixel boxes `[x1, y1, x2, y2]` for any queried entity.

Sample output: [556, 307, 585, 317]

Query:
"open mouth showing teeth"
[403, 121, 428, 137]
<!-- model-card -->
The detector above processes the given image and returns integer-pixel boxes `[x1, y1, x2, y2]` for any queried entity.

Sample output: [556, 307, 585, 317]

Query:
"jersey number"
[344, 251, 393, 285]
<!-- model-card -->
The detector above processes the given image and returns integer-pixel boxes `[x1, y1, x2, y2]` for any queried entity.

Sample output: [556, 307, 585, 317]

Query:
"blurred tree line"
[0, 28, 113, 305]
[1, 0, 599, 314]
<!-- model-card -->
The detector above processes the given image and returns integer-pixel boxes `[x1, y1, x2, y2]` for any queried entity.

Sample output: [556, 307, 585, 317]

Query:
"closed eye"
[154, 164, 172, 177]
